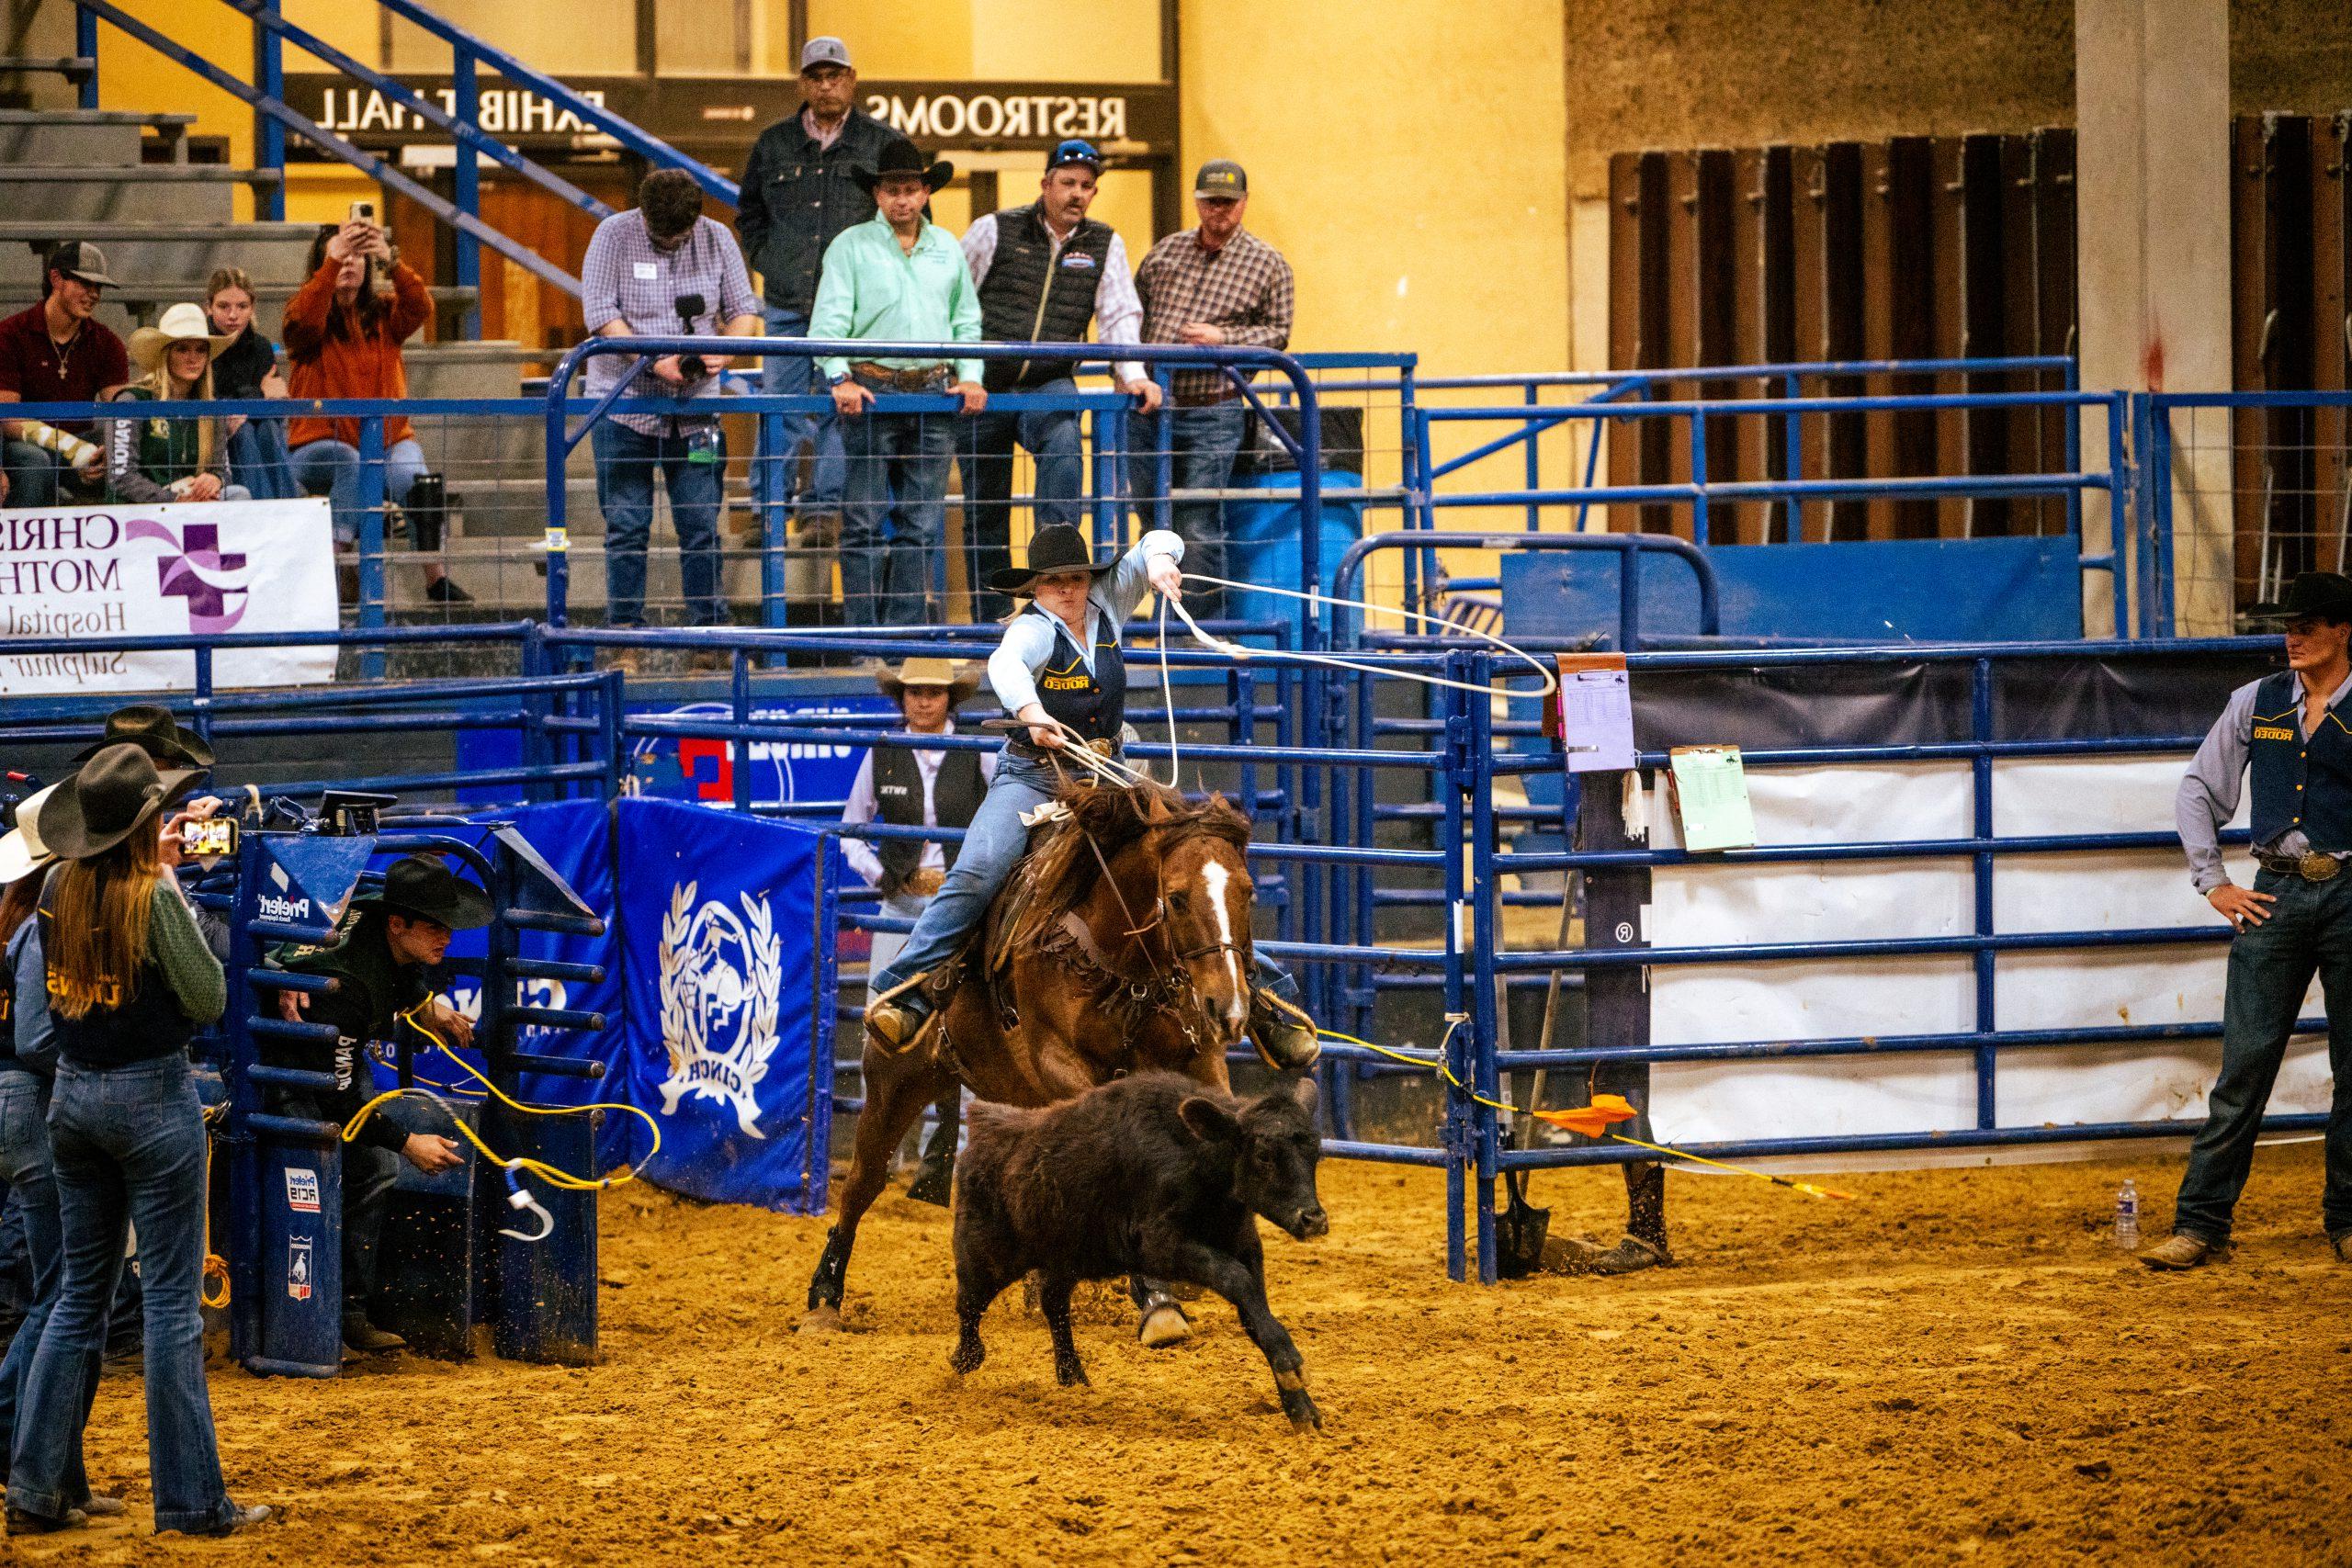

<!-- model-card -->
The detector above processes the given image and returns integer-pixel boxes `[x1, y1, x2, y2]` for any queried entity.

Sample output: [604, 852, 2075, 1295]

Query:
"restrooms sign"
[0, 498, 339, 694]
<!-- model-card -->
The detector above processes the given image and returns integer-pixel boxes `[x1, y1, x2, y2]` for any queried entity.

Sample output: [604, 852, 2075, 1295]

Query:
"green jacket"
[104, 384, 232, 505]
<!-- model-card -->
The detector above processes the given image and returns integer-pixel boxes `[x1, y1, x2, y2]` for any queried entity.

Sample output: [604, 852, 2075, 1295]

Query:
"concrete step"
[0, 222, 326, 290]
[0, 279, 481, 344]
[0, 57, 95, 85]
[0, 109, 184, 166]
[0, 165, 279, 224]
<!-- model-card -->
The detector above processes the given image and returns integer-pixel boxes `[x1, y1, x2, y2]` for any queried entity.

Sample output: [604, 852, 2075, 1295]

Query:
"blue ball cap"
[1049, 139, 1103, 174]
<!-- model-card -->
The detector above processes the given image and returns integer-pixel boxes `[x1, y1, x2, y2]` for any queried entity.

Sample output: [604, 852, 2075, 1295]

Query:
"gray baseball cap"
[799, 36, 852, 73]
[1193, 160, 1248, 199]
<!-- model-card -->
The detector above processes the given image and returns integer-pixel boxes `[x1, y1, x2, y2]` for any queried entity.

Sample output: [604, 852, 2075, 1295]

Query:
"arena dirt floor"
[17, 1141, 2352, 1565]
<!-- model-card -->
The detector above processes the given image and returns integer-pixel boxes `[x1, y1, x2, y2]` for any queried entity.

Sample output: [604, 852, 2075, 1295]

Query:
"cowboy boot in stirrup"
[1249, 987, 1321, 1070]
[865, 973, 935, 1053]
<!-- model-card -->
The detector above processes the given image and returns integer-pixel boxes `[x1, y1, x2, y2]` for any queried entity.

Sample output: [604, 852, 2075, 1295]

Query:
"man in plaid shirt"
[1132, 159, 1294, 618]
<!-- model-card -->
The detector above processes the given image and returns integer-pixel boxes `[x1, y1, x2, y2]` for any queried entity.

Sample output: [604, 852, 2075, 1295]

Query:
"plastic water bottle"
[2113, 1179, 2140, 1250]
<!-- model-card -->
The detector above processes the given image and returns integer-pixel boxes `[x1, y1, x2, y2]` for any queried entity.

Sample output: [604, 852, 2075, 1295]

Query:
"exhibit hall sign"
[0, 498, 339, 695]
[283, 74, 1179, 157]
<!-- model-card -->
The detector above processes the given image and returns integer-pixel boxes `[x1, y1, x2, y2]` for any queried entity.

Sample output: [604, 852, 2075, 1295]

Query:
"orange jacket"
[282, 256, 429, 451]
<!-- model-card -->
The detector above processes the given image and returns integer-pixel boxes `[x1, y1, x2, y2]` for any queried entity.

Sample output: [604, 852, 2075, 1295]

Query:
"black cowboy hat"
[354, 854, 494, 931]
[71, 703, 214, 768]
[37, 744, 207, 862]
[987, 523, 1119, 596]
[854, 138, 955, 194]
[2249, 571, 2352, 624]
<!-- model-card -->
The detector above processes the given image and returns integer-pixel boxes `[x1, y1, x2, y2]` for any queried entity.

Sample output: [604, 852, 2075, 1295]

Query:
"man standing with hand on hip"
[1132, 161, 1294, 622]
[2154, 570, 2352, 1269]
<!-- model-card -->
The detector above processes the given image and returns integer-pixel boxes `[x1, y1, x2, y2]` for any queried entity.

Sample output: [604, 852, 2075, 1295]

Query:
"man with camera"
[582, 170, 763, 668]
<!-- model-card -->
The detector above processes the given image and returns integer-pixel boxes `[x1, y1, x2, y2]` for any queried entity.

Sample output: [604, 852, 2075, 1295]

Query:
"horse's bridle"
[1069, 817, 1251, 1045]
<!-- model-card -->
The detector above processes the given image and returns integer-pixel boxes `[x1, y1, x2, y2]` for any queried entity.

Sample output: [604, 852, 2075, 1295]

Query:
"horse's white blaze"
[1200, 859, 1248, 1032]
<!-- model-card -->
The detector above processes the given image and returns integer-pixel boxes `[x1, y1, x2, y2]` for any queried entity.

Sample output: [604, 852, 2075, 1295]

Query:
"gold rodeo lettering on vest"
[2254, 725, 2296, 741]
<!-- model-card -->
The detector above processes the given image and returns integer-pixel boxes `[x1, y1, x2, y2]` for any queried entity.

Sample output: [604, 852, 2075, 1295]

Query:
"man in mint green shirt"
[811, 139, 986, 626]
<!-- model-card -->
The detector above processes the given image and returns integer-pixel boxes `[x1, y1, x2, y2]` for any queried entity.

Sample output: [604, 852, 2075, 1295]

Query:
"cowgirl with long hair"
[102, 303, 246, 505]
[4, 747, 265, 1537]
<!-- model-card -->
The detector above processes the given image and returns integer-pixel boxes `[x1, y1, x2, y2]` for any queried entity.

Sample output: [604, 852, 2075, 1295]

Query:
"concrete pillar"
[2075, 0, 2233, 637]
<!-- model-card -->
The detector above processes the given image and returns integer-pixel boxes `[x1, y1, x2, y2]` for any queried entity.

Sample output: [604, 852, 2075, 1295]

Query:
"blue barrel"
[1219, 470, 1364, 645]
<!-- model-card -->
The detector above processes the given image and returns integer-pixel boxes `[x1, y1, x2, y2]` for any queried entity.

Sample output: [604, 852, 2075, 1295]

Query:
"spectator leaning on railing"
[1132, 161, 1295, 621]
[582, 168, 762, 669]
[811, 139, 986, 628]
[283, 219, 465, 604]
[959, 139, 1159, 624]
[104, 305, 248, 506]
[0, 243, 130, 510]
[736, 36, 896, 545]
[204, 268, 293, 502]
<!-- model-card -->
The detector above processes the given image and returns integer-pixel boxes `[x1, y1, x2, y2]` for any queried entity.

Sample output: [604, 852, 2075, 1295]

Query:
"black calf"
[949, 1072, 1329, 1431]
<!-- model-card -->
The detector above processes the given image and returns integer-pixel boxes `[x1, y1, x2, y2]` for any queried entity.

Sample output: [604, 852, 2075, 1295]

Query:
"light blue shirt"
[988, 531, 1184, 712]
[2177, 671, 2352, 892]
[7, 918, 57, 1077]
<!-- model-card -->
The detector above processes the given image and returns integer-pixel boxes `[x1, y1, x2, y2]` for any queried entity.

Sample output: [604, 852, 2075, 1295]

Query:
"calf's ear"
[1286, 1074, 1320, 1119]
[1178, 1095, 1241, 1143]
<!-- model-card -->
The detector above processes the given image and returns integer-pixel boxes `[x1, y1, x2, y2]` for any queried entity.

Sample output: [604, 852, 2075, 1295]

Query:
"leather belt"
[1007, 737, 1117, 763]
[851, 362, 952, 390]
[2256, 850, 2346, 882]
[1172, 389, 1240, 409]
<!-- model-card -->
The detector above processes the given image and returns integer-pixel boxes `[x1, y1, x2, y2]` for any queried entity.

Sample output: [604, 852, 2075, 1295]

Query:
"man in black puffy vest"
[2154, 570, 2352, 1269]
[840, 659, 995, 1202]
[958, 140, 1161, 622]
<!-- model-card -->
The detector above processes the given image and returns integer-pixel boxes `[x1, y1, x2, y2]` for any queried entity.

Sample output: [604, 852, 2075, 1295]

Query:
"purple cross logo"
[125, 519, 251, 634]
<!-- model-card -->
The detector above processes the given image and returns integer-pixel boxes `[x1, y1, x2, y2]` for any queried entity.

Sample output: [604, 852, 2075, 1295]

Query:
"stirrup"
[1249, 987, 1321, 1070]
[865, 972, 935, 1055]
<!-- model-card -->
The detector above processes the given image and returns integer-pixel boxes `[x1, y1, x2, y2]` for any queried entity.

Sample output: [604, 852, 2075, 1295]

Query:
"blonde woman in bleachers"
[101, 304, 247, 506]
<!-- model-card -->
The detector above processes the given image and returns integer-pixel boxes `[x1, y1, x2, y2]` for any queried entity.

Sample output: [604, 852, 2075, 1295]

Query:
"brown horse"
[800, 778, 1261, 1333]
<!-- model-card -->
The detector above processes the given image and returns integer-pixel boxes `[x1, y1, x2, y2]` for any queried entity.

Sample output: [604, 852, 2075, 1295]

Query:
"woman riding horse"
[863, 522, 1318, 1070]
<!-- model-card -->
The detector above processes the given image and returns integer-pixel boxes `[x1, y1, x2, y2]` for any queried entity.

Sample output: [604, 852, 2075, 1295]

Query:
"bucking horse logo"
[656, 880, 783, 1137]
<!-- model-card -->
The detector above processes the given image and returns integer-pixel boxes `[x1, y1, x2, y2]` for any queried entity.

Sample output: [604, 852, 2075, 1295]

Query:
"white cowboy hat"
[0, 782, 60, 884]
[127, 301, 233, 376]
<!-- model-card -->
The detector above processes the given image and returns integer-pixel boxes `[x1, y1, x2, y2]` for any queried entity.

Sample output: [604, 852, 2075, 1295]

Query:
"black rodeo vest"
[1027, 604, 1127, 748]
[2248, 671, 2352, 852]
[977, 203, 1116, 392]
[874, 740, 986, 889]
[37, 886, 193, 1069]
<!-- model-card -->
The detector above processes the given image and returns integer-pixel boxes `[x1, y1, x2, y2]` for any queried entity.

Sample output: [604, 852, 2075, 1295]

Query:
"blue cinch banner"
[614, 795, 835, 1212]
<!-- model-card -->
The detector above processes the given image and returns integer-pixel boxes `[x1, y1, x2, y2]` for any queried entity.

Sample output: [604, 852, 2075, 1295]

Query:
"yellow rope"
[1316, 1021, 1855, 1202]
[338, 999, 660, 1194]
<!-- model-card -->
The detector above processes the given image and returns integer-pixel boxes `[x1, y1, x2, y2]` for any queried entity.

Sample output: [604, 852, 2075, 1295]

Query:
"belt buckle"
[1088, 739, 1114, 758]
[2301, 852, 2341, 882]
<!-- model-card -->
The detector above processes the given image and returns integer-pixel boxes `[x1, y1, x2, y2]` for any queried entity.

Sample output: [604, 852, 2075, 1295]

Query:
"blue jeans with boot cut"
[7, 1056, 240, 1533]
[2169, 867, 2352, 1246]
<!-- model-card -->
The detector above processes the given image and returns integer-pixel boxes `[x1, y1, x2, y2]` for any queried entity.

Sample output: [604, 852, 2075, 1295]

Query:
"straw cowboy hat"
[126, 302, 232, 377]
[0, 782, 59, 884]
[37, 744, 207, 862]
[876, 658, 981, 705]
[352, 854, 494, 931]
[71, 703, 216, 769]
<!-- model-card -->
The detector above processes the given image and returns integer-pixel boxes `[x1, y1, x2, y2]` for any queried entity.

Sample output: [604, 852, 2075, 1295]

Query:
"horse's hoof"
[797, 1304, 843, 1335]
[1136, 1303, 1191, 1348]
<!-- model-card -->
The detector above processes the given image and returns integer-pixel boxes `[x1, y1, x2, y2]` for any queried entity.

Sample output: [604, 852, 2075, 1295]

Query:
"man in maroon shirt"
[0, 241, 130, 507]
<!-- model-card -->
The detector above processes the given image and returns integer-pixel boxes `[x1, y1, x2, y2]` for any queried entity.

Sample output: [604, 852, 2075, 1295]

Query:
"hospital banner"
[615, 796, 836, 1212]
[0, 497, 338, 694]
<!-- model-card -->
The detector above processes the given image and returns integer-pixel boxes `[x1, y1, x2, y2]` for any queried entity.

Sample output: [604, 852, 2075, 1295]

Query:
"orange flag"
[1531, 1094, 1639, 1139]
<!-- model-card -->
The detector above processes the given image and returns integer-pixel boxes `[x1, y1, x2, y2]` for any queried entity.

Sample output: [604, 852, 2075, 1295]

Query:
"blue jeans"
[8, 1056, 238, 1533]
[753, 304, 845, 517]
[841, 409, 956, 628]
[591, 421, 728, 629]
[1129, 402, 1245, 615]
[963, 379, 1084, 623]
[2170, 867, 2352, 1245]
[289, 436, 427, 547]
[1, 440, 99, 507]
[225, 419, 295, 502]
[874, 752, 1062, 992]
[0, 1069, 92, 1507]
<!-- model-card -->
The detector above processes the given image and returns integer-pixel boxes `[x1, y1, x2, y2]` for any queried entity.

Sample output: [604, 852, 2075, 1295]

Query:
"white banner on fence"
[0, 498, 338, 694]
[1640, 756, 2328, 1148]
